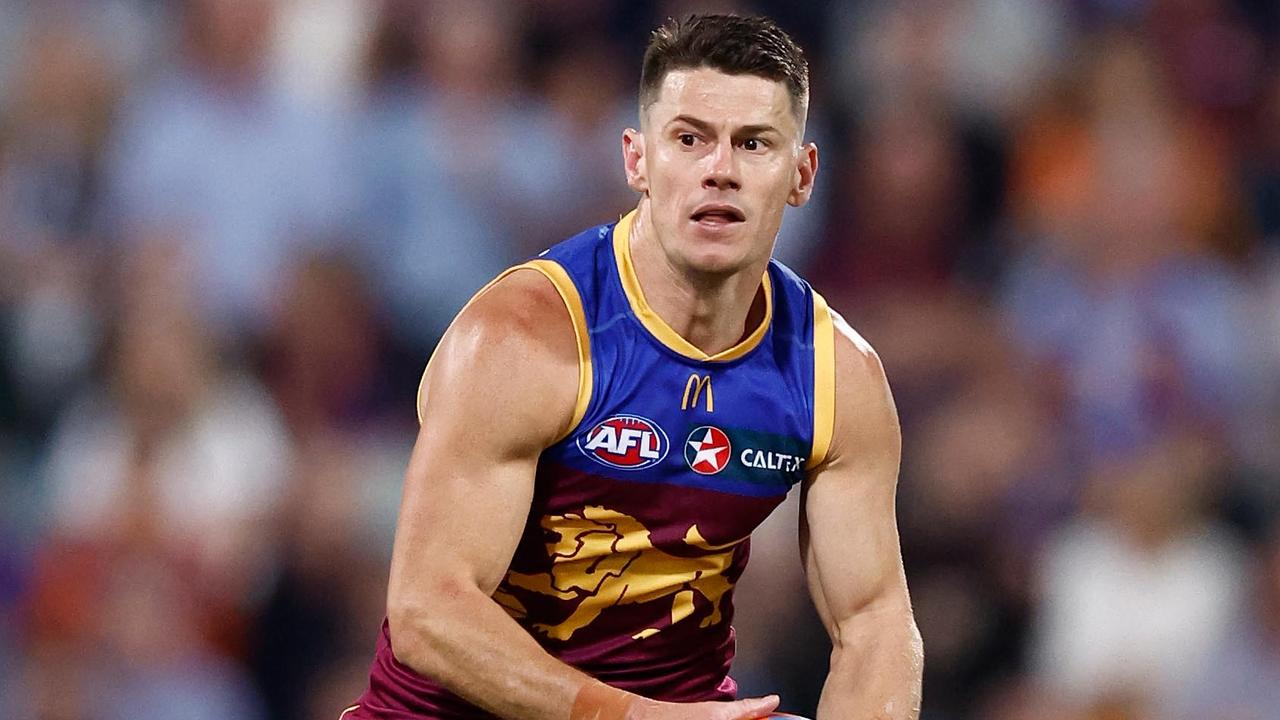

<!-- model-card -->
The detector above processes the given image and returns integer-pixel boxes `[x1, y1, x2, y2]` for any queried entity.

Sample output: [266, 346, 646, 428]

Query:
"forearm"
[389, 579, 598, 720]
[816, 610, 923, 720]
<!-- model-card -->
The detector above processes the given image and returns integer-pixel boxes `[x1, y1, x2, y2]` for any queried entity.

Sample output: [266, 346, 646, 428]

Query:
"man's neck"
[628, 202, 769, 357]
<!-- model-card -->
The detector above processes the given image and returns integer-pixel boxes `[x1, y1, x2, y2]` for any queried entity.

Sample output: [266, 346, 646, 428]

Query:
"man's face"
[624, 67, 818, 276]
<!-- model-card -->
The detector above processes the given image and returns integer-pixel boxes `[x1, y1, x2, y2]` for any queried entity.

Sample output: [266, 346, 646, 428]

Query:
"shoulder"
[449, 265, 577, 354]
[419, 265, 581, 447]
[825, 307, 901, 469]
[830, 309, 886, 391]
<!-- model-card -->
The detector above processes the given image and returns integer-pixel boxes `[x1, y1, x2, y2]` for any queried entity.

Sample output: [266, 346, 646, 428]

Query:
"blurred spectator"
[536, 39, 638, 243]
[249, 250, 410, 720]
[19, 542, 268, 720]
[1003, 30, 1256, 464]
[1, 243, 101, 445]
[816, 98, 968, 299]
[103, 0, 353, 336]
[270, 0, 373, 107]
[898, 349, 1066, 718]
[1144, 0, 1267, 126]
[828, 0, 1067, 123]
[0, 10, 118, 249]
[250, 433, 400, 720]
[22, 238, 290, 716]
[1031, 431, 1246, 713]
[259, 251, 398, 437]
[354, 0, 566, 351]
[0, 11, 119, 442]
[1167, 527, 1280, 720]
[40, 240, 291, 615]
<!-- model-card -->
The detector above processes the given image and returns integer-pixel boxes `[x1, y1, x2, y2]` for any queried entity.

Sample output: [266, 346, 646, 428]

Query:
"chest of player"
[519, 361, 806, 622]
[581, 367, 806, 484]
[538, 345, 812, 529]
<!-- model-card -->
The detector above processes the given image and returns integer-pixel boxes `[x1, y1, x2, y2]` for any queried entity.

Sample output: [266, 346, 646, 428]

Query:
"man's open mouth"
[691, 205, 746, 224]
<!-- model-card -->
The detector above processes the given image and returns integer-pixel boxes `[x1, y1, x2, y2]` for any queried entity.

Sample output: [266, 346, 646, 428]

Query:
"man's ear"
[623, 128, 648, 194]
[787, 141, 819, 207]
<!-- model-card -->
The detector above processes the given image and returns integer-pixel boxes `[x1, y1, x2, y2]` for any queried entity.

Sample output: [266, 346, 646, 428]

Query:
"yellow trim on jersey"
[415, 262, 592, 442]
[524, 259, 593, 439]
[612, 210, 773, 363]
[337, 704, 359, 719]
[807, 290, 836, 470]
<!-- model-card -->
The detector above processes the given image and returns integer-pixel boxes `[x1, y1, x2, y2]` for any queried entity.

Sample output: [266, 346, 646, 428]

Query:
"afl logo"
[685, 426, 732, 475]
[578, 415, 669, 470]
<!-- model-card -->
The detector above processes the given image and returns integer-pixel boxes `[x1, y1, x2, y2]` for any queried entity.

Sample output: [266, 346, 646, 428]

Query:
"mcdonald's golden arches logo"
[681, 373, 714, 412]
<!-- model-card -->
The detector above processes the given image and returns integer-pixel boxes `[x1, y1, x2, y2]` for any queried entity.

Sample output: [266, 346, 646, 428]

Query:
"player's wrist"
[570, 680, 637, 720]
[622, 695, 666, 720]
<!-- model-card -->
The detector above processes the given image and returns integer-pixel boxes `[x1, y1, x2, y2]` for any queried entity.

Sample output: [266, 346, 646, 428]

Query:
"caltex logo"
[578, 415, 669, 470]
[685, 426, 732, 475]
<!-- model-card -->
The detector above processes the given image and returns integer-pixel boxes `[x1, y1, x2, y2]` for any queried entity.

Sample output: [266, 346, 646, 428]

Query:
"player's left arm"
[801, 313, 923, 720]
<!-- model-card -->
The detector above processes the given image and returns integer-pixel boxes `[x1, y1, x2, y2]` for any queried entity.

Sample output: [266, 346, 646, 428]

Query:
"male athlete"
[345, 14, 923, 720]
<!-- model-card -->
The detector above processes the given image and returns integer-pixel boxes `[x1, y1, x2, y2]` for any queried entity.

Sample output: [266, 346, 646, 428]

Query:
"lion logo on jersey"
[494, 506, 744, 641]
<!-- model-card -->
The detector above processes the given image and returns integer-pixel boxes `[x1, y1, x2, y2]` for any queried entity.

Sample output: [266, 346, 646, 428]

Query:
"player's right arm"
[384, 267, 779, 720]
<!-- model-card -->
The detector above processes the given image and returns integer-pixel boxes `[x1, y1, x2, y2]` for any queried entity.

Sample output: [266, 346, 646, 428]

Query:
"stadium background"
[1, 0, 1278, 718]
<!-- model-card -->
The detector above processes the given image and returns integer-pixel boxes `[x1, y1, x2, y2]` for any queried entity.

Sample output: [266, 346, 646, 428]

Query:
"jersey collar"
[612, 210, 773, 363]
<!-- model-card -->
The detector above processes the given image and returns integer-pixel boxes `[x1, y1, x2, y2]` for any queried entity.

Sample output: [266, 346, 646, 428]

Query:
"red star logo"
[685, 426, 732, 475]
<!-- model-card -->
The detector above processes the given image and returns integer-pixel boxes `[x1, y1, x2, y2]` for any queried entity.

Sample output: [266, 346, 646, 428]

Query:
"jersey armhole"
[524, 259, 593, 441]
[415, 261, 593, 442]
[806, 289, 836, 470]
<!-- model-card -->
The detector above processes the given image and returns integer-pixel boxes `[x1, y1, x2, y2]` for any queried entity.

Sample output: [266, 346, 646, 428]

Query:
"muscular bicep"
[388, 269, 580, 608]
[800, 317, 909, 642]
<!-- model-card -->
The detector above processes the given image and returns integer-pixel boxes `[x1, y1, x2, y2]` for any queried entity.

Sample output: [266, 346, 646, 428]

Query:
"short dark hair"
[640, 14, 809, 118]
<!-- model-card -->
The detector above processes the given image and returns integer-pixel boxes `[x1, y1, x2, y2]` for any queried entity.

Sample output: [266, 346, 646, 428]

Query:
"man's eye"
[743, 138, 761, 151]
[678, 133, 697, 146]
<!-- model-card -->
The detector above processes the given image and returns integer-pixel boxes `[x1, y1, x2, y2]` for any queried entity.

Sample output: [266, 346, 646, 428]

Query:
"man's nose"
[701, 140, 741, 191]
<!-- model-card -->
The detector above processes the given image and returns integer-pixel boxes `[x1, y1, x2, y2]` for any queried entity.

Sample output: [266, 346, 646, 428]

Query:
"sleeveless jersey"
[355, 211, 837, 718]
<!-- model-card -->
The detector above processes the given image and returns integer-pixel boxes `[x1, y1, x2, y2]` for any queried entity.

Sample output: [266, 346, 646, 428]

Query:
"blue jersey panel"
[537, 213, 819, 500]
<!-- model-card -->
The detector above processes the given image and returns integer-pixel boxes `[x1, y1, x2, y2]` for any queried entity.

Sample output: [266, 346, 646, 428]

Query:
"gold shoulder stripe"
[337, 705, 360, 719]
[416, 262, 593, 440]
[807, 289, 836, 470]
[524, 259, 593, 440]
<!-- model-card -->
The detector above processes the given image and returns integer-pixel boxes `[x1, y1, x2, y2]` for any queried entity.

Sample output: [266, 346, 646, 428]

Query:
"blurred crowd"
[1, 0, 1278, 718]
